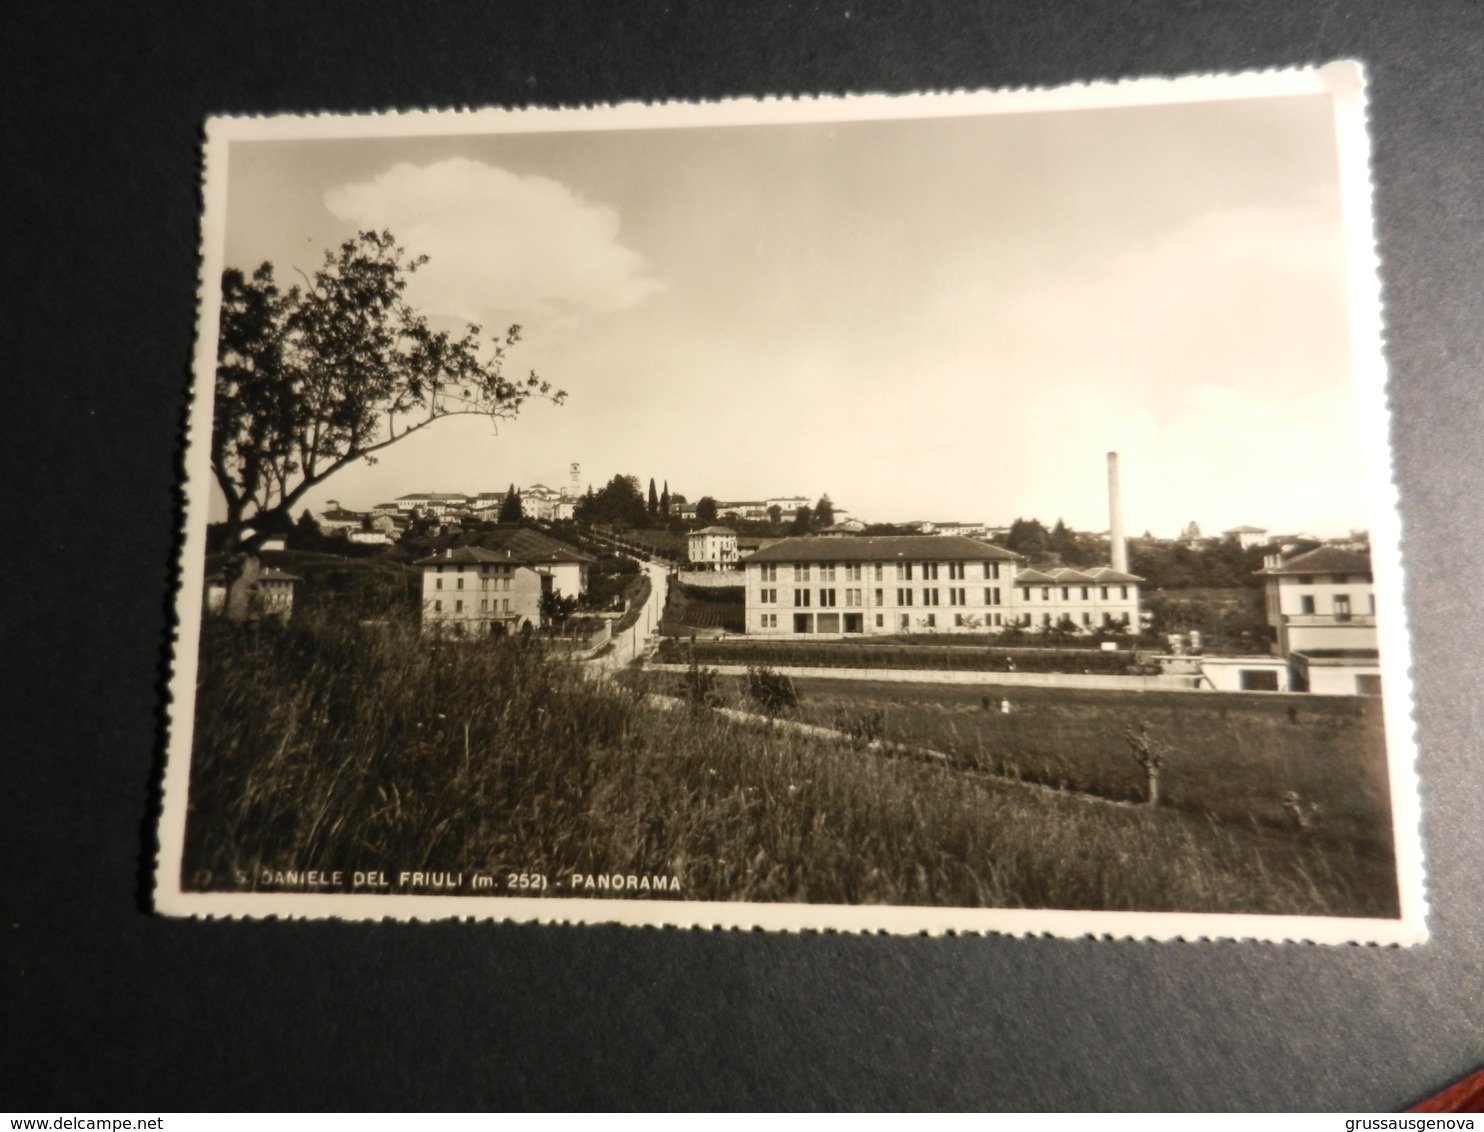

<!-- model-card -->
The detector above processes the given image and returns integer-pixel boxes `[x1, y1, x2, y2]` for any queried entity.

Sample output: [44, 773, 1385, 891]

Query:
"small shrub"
[747, 666, 800, 716]
[681, 658, 722, 708]
[834, 708, 886, 748]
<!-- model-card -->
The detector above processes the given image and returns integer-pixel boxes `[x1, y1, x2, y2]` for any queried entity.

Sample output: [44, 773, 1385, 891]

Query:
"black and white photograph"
[157, 64, 1424, 942]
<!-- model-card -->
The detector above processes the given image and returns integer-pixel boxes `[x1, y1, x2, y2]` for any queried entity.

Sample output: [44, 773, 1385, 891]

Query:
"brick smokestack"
[1107, 451, 1128, 573]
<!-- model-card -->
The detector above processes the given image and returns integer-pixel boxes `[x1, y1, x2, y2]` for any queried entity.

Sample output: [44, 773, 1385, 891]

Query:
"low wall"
[677, 570, 746, 587]
[645, 663, 1202, 691]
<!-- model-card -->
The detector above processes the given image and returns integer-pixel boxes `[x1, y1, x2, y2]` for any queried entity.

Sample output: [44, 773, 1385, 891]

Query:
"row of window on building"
[432, 576, 516, 591]
[758, 587, 1007, 608]
[759, 611, 1134, 632]
[756, 562, 1004, 583]
[1021, 585, 1131, 601]
[430, 598, 518, 614]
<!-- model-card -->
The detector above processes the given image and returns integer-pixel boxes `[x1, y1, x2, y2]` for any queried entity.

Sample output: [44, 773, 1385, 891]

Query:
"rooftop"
[413, 527, 595, 565]
[1261, 545, 1372, 576]
[1015, 566, 1144, 585]
[743, 535, 1020, 565]
[691, 525, 736, 536]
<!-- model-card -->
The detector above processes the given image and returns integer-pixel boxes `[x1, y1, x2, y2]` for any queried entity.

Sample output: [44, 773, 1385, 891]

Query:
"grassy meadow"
[182, 614, 1399, 917]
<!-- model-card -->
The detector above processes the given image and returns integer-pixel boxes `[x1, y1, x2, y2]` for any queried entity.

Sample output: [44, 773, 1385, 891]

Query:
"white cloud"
[323, 158, 664, 323]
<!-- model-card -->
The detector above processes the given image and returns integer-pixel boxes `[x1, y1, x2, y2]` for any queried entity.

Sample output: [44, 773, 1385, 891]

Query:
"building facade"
[1259, 544, 1380, 694]
[687, 526, 738, 571]
[741, 535, 1140, 638]
[415, 546, 548, 636]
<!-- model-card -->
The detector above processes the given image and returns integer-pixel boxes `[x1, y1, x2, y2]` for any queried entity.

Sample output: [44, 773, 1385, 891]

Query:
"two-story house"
[1259, 544, 1380, 694]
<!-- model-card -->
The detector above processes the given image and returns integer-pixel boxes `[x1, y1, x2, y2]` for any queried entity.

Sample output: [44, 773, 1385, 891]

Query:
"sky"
[211, 88, 1374, 538]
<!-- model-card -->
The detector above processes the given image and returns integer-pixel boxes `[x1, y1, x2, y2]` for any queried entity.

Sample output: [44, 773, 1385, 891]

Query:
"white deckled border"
[157, 62, 1427, 945]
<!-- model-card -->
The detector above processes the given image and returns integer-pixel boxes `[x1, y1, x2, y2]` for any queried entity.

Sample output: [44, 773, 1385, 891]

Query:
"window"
[502, 578, 512, 591]
[1041, 587, 1050, 601]
[874, 564, 884, 581]
[948, 562, 965, 580]
[923, 563, 939, 580]
[1061, 587, 1069, 600]
[1081, 587, 1089, 600]
[433, 600, 442, 612]
[896, 588, 914, 606]
[954, 613, 964, 627]
[481, 578, 490, 591]
[793, 589, 811, 606]
[455, 600, 463, 612]
[1101, 612, 1111, 627]
[874, 588, 884, 606]
[949, 587, 966, 606]
[1299, 595, 1315, 615]
[1334, 594, 1352, 622]
[502, 599, 510, 612]
[1368, 593, 1376, 615]
[984, 562, 1000, 580]
[897, 563, 913, 580]
[1082, 612, 1091, 626]
[925, 613, 936, 628]
[761, 589, 776, 604]
[821, 564, 836, 582]
[760, 564, 777, 582]
[1120, 586, 1129, 599]
[794, 563, 810, 582]
[760, 613, 777, 629]
[457, 577, 464, 590]
[1100, 586, 1109, 600]
[481, 599, 488, 612]
[435, 578, 443, 590]
[923, 588, 939, 606]
[845, 588, 862, 606]
[820, 588, 837, 607]
[984, 587, 1001, 606]
[1042, 613, 1052, 627]
[1021, 587, 1031, 601]
[844, 563, 862, 581]
[992, 613, 1002, 626]
[900, 613, 910, 630]
[875, 613, 884, 627]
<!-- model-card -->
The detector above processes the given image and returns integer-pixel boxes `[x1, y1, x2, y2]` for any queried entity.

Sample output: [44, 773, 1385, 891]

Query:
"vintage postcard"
[157, 63, 1426, 943]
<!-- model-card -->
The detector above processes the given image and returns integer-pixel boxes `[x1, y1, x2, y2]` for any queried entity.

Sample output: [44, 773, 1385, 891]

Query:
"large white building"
[1259, 544, 1380, 694]
[741, 535, 1141, 637]
[687, 526, 738, 571]
[415, 546, 549, 636]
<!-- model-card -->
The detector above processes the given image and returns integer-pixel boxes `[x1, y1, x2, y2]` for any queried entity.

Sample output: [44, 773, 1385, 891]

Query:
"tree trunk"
[223, 553, 262, 622]
[1145, 764, 1161, 807]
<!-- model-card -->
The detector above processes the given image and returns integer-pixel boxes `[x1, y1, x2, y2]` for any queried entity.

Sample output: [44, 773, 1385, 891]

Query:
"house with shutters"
[1258, 543, 1381, 694]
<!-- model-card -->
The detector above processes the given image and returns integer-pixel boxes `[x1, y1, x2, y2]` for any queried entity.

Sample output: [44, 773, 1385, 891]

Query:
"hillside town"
[208, 449, 1382, 698]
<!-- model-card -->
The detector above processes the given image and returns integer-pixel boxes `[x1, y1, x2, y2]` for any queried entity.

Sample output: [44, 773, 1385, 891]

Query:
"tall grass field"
[182, 613, 1398, 917]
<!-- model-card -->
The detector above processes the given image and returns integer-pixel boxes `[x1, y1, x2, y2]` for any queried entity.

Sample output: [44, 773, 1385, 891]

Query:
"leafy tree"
[814, 494, 835, 527]
[790, 504, 813, 534]
[648, 478, 659, 514]
[767, 504, 783, 524]
[211, 230, 561, 614]
[498, 484, 523, 524]
[695, 496, 719, 524]
[576, 474, 650, 528]
[540, 590, 580, 628]
[1005, 517, 1049, 557]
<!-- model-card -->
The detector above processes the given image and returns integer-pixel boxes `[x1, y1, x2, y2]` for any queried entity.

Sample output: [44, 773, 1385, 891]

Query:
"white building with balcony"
[687, 526, 739, 571]
[1259, 544, 1380, 694]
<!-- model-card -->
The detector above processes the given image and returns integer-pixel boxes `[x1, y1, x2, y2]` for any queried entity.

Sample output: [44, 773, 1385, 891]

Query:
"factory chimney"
[1107, 451, 1128, 574]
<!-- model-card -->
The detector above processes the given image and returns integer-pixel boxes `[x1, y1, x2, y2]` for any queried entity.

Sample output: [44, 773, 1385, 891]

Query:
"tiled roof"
[743, 535, 1020, 564]
[1261, 545, 1371, 576]
[413, 546, 523, 566]
[415, 527, 595, 565]
[1014, 566, 1144, 585]
[691, 526, 736, 535]
[396, 492, 469, 501]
